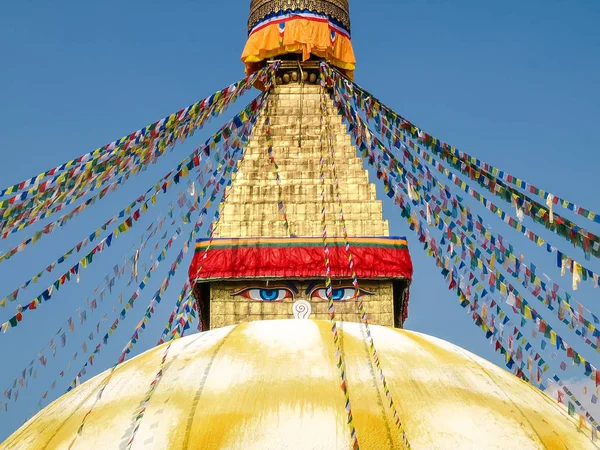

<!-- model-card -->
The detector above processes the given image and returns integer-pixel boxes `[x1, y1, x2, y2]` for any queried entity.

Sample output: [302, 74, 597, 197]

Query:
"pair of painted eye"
[233, 287, 368, 302]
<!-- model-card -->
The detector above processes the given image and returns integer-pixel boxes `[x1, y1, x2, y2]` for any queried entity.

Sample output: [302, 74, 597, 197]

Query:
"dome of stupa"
[2, 320, 595, 449]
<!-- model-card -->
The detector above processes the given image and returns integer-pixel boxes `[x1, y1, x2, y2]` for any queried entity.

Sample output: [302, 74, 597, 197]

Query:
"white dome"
[2, 320, 594, 449]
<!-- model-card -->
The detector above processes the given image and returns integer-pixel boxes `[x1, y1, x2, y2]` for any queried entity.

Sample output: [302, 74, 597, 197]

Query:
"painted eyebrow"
[284, 281, 299, 294]
[305, 281, 319, 295]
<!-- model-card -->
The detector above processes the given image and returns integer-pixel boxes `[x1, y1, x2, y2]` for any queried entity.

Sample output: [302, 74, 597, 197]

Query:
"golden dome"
[2, 320, 595, 449]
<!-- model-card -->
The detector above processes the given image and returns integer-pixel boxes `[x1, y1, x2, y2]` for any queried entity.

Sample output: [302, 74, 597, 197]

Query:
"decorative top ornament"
[242, 0, 356, 77]
[248, 0, 351, 34]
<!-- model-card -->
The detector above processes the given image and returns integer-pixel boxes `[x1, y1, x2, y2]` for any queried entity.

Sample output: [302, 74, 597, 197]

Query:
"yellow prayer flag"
[573, 262, 582, 291]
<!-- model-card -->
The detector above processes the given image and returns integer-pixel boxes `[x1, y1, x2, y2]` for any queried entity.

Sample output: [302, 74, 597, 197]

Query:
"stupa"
[1, 1, 596, 449]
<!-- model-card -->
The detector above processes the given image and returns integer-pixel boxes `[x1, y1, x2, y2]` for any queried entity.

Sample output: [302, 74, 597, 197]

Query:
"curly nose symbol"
[293, 300, 312, 320]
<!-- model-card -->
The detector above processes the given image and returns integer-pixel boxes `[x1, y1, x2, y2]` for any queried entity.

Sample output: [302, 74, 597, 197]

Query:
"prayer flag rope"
[2, 151, 139, 234]
[338, 92, 600, 357]
[65, 118, 253, 393]
[318, 77, 360, 450]
[421, 203, 600, 432]
[328, 71, 581, 401]
[341, 96, 600, 398]
[0, 67, 267, 211]
[0, 103, 260, 335]
[116, 123, 252, 364]
[170, 295, 197, 340]
[333, 75, 600, 293]
[62, 85, 270, 443]
[0, 67, 265, 237]
[124, 156, 237, 450]
[66, 364, 118, 449]
[122, 88, 260, 446]
[386, 139, 600, 344]
[356, 124, 600, 431]
[335, 92, 600, 434]
[157, 283, 190, 345]
[264, 91, 291, 235]
[63, 224, 185, 391]
[3, 153, 142, 239]
[33, 139, 244, 414]
[552, 376, 600, 428]
[0, 100, 261, 269]
[0, 76, 248, 237]
[397, 148, 600, 352]
[126, 342, 172, 450]
[36, 87, 264, 412]
[333, 84, 523, 377]
[326, 65, 600, 268]
[32, 227, 183, 413]
[319, 72, 411, 449]
[126, 289, 197, 450]
[0, 96, 264, 265]
[118, 238, 189, 363]
[326, 65, 600, 243]
[1, 209, 172, 408]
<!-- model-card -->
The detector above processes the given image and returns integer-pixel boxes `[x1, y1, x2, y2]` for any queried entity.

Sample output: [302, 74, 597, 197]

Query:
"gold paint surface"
[214, 85, 388, 240]
[209, 84, 396, 328]
[3, 321, 596, 449]
[210, 280, 394, 328]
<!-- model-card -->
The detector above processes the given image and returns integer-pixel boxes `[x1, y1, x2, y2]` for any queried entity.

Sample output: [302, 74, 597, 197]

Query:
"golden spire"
[248, 0, 351, 33]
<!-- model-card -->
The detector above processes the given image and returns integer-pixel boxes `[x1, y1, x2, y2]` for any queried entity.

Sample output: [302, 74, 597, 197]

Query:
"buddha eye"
[231, 287, 294, 302]
[310, 287, 373, 302]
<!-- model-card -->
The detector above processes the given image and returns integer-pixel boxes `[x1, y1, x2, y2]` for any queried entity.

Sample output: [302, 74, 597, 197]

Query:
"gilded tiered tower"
[192, 0, 412, 330]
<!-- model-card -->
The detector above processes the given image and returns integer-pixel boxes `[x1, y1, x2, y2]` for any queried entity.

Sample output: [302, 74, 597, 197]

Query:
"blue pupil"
[259, 289, 279, 301]
[332, 289, 345, 301]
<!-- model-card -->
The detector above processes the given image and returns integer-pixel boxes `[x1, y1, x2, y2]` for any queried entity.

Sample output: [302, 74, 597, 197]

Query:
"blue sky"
[1, 0, 600, 440]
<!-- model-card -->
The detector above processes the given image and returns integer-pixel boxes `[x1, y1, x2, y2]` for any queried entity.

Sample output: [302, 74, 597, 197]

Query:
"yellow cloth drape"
[242, 18, 356, 76]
